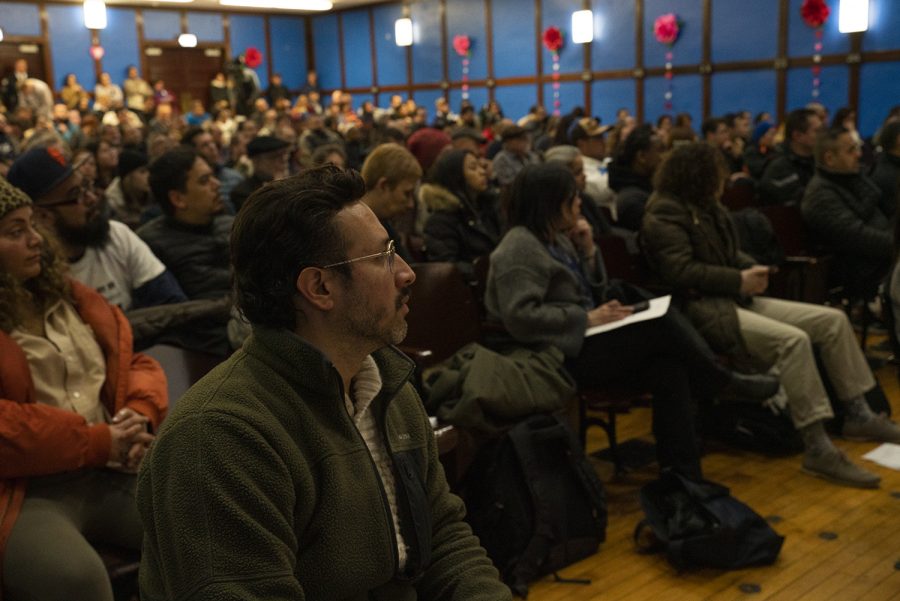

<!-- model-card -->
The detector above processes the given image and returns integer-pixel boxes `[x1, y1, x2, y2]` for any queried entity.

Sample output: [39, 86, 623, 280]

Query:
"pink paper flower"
[654, 13, 682, 46]
[452, 35, 471, 57]
[244, 47, 263, 69]
[801, 0, 830, 29]
[542, 27, 564, 53]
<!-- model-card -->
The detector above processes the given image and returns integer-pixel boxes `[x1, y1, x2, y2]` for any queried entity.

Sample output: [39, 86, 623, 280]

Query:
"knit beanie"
[118, 149, 149, 178]
[0, 177, 32, 221]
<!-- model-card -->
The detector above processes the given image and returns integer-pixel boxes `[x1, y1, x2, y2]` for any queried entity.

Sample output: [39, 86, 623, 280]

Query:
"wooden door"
[0, 42, 47, 85]
[143, 46, 224, 113]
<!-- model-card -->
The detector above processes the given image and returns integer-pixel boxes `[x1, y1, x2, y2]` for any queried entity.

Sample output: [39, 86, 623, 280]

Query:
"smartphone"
[630, 300, 650, 313]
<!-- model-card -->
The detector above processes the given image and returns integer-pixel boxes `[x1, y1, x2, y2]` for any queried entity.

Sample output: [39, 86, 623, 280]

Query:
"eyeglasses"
[36, 179, 94, 209]
[322, 239, 396, 272]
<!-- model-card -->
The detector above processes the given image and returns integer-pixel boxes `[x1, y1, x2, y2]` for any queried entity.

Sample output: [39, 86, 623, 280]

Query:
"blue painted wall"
[492, 0, 536, 79]
[6, 0, 900, 136]
[591, 0, 635, 71]
[99, 8, 140, 84]
[0, 2, 41, 37]
[592, 79, 636, 125]
[142, 10, 180, 42]
[711, 70, 777, 119]
[711, 0, 779, 62]
[410, 0, 442, 85]
[494, 84, 538, 123]
[46, 4, 94, 92]
[188, 12, 225, 43]
[372, 4, 407, 88]
[311, 13, 341, 93]
[342, 9, 373, 89]
[269, 16, 307, 90]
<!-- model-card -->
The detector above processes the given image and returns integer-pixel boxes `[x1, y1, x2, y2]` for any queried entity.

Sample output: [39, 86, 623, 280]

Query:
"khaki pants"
[736, 296, 875, 429]
[2, 469, 142, 601]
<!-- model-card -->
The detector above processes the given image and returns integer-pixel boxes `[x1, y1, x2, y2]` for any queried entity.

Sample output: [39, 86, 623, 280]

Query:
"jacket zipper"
[338, 375, 401, 577]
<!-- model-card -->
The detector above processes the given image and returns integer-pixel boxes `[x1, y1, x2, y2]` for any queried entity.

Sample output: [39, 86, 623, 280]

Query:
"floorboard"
[527, 338, 900, 601]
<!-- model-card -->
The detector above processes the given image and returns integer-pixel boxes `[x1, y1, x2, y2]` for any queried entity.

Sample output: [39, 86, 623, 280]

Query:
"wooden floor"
[528, 339, 900, 601]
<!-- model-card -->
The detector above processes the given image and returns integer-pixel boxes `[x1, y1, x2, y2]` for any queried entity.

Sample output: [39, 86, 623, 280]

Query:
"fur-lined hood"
[419, 183, 463, 212]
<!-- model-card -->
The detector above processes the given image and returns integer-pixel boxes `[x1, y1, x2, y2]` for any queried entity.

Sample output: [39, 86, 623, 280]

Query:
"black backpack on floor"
[460, 413, 607, 598]
[635, 469, 784, 571]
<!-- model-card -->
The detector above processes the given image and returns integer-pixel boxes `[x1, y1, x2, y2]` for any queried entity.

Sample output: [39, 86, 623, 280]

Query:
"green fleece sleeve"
[414, 413, 513, 601]
[137, 412, 305, 601]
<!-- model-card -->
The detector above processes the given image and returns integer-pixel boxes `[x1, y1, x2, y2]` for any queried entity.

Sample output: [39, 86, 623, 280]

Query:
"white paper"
[861, 443, 900, 470]
[585, 295, 671, 337]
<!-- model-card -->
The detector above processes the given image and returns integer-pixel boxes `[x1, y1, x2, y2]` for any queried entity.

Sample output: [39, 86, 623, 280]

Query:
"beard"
[54, 204, 111, 249]
[342, 285, 412, 348]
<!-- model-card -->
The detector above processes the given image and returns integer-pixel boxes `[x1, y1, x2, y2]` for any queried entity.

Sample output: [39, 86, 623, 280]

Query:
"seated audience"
[421, 148, 502, 279]
[0, 177, 166, 601]
[870, 120, 900, 219]
[642, 143, 900, 488]
[543, 145, 614, 242]
[485, 164, 778, 480]
[7, 147, 186, 312]
[491, 125, 540, 188]
[60, 72, 89, 111]
[360, 143, 423, 263]
[802, 127, 891, 301]
[93, 72, 124, 114]
[570, 117, 617, 217]
[105, 149, 153, 228]
[759, 108, 822, 205]
[136, 165, 511, 600]
[183, 126, 245, 213]
[229, 136, 291, 212]
[138, 147, 233, 355]
[608, 124, 664, 231]
[744, 120, 777, 181]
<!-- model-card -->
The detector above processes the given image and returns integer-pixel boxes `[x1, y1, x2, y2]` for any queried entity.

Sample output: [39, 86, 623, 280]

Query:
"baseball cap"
[7, 147, 77, 202]
[569, 117, 613, 144]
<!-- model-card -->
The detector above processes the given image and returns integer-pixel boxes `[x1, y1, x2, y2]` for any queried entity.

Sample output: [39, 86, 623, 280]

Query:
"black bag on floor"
[460, 413, 607, 598]
[635, 470, 784, 571]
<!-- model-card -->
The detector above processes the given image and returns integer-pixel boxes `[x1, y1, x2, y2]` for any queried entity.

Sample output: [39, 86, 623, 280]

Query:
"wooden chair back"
[403, 262, 483, 366]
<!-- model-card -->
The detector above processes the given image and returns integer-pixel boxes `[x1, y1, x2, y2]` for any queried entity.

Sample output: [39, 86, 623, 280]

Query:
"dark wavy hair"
[507, 164, 577, 242]
[653, 142, 727, 208]
[0, 223, 72, 332]
[613, 123, 657, 169]
[231, 164, 364, 331]
[427, 148, 474, 201]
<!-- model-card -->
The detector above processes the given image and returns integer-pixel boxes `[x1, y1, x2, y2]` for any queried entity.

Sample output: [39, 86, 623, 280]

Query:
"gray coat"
[485, 226, 604, 359]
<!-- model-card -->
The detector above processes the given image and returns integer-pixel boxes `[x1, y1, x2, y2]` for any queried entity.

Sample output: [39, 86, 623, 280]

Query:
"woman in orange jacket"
[0, 177, 167, 601]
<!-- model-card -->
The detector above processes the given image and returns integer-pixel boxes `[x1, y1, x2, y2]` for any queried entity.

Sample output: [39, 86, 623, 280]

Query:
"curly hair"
[0, 224, 71, 332]
[653, 142, 727, 208]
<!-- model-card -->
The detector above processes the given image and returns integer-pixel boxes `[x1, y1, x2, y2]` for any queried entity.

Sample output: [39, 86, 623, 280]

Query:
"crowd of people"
[2, 53, 900, 599]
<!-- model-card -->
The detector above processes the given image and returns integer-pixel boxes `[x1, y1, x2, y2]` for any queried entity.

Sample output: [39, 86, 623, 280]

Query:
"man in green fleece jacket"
[136, 165, 511, 601]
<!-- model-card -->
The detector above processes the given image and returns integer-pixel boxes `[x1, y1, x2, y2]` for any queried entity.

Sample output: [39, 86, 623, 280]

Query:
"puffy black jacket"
[759, 146, 814, 206]
[801, 170, 891, 298]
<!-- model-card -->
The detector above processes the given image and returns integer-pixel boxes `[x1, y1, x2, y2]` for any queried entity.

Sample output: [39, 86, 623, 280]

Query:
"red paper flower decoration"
[244, 46, 263, 69]
[653, 13, 682, 46]
[452, 35, 471, 57]
[801, 0, 830, 29]
[542, 27, 563, 53]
